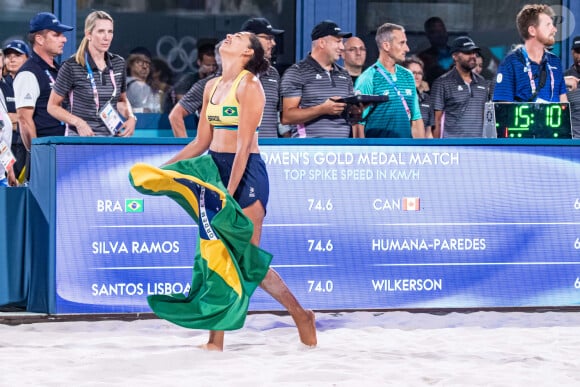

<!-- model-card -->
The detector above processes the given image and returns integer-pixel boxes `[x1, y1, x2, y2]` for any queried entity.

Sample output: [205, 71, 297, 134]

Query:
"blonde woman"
[48, 10, 136, 137]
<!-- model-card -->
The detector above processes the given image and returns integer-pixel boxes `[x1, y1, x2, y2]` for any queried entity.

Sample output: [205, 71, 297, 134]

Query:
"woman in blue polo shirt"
[47, 10, 136, 137]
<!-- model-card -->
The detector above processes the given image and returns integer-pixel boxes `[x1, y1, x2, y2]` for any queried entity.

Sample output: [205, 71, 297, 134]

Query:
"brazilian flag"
[223, 106, 238, 116]
[128, 155, 272, 330]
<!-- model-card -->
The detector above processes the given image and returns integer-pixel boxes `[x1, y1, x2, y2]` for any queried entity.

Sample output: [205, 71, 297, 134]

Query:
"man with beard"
[565, 36, 580, 138]
[431, 36, 491, 138]
[493, 4, 567, 103]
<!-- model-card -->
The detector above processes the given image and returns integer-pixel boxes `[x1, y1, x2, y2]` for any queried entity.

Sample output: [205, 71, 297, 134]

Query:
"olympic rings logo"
[156, 35, 198, 74]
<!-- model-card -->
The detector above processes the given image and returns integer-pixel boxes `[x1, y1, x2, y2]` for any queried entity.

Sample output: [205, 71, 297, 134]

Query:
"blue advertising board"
[40, 139, 580, 313]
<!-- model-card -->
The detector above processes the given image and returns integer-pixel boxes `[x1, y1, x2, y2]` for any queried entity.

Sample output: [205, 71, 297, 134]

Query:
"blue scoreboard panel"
[53, 142, 580, 313]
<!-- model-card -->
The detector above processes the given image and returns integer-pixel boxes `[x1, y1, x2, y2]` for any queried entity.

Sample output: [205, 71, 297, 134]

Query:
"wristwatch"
[129, 113, 138, 122]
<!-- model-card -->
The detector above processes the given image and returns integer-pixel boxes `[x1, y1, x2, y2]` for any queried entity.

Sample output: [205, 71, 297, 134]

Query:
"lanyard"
[374, 64, 411, 120]
[520, 47, 554, 101]
[84, 52, 117, 114]
[44, 69, 56, 85]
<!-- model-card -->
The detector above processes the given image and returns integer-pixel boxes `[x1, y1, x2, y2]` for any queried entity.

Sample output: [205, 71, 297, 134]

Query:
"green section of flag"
[125, 198, 144, 213]
[222, 106, 238, 116]
[128, 156, 272, 330]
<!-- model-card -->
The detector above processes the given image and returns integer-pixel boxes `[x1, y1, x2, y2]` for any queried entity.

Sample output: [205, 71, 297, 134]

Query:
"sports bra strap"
[209, 70, 250, 105]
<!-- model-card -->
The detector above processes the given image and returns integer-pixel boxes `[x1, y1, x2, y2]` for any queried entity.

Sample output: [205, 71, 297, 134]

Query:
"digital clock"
[484, 102, 572, 138]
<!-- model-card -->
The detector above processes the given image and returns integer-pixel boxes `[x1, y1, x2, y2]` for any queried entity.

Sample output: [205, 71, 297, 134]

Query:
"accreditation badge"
[0, 140, 16, 173]
[99, 101, 124, 135]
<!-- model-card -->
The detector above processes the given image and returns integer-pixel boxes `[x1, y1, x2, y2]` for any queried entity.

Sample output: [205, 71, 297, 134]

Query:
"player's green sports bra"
[206, 69, 261, 131]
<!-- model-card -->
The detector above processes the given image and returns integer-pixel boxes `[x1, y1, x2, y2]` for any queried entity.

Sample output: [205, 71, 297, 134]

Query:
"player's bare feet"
[198, 343, 223, 351]
[295, 309, 317, 347]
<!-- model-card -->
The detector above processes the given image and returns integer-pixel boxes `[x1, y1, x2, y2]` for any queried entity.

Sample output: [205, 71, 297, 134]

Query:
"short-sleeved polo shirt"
[258, 66, 281, 138]
[280, 55, 353, 138]
[179, 73, 217, 115]
[565, 65, 580, 138]
[14, 52, 65, 137]
[493, 47, 566, 103]
[354, 62, 421, 138]
[53, 51, 126, 136]
[418, 91, 434, 128]
[431, 67, 491, 137]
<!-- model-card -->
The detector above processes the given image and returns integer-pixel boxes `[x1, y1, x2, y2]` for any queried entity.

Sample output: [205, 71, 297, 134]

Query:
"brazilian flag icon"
[223, 106, 238, 116]
[125, 198, 144, 213]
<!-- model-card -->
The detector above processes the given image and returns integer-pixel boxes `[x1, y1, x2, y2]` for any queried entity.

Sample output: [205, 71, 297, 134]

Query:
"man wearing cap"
[280, 20, 354, 138]
[493, 4, 567, 103]
[431, 36, 491, 138]
[565, 36, 580, 138]
[1, 40, 30, 184]
[241, 17, 285, 138]
[14, 12, 73, 156]
[354, 22, 424, 138]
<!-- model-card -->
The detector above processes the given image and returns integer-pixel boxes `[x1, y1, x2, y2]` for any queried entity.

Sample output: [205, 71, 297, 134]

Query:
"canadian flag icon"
[402, 197, 420, 211]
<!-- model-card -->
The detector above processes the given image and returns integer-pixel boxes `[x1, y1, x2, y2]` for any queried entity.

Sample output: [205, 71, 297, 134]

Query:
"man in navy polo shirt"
[493, 4, 567, 103]
[14, 12, 73, 153]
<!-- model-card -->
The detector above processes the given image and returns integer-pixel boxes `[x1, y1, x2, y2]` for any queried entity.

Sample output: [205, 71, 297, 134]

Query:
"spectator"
[280, 20, 354, 138]
[241, 17, 285, 138]
[343, 36, 367, 84]
[169, 41, 222, 138]
[418, 17, 453, 87]
[354, 22, 425, 138]
[475, 50, 498, 99]
[478, 47, 501, 82]
[150, 57, 174, 113]
[493, 4, 567, 103]
[402, 55, 433, 137]
[126, 51, 159, 112]
[1, 40, 29, 184]
[565, 36, 580, 138]
[474, 53, 483, 75]
[431, 36, 491, 138]
[166, 42, 217, 111]
[1, 87, 15, 186]
[14, 12, 73, 182]
[47, 10, 136, 137]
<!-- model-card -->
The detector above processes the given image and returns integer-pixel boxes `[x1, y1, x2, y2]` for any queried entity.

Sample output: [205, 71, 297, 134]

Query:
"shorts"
[209, 150, 269, 210]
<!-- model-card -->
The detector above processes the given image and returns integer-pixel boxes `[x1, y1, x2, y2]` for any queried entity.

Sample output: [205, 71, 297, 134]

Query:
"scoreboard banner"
[51, 141, 580, 313]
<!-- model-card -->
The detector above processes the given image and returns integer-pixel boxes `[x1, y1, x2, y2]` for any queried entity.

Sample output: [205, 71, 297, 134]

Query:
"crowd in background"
[2, 5, 580, 187]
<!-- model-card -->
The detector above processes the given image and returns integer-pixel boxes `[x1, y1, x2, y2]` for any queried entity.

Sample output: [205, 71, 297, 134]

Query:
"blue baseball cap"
[29, 12, 74, 33]
[3, 40, 30, 56]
